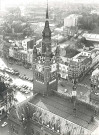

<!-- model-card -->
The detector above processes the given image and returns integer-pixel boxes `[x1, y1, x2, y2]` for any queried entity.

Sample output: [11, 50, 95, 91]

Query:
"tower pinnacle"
[46, 0, 48, 19]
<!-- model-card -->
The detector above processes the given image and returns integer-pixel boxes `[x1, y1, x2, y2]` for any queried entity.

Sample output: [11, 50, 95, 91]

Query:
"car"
[14, 71, 20, 75]
[25, 76, 29, 80]
[24, 91, 29, 94]
[64, 89, 67, 93]
[22, 85, 26, 88]
[25, 85, 28, 89]
[1, 122, 8, 127]
[29, 87, 33, 91]
[30, 78, 33, 82]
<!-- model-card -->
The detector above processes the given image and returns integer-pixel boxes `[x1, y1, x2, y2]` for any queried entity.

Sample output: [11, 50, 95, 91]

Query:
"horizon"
[1, 0, 99, 10]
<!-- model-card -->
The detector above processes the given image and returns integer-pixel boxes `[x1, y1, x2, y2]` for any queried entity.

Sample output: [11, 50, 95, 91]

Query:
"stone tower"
[33, 0, 60, 95]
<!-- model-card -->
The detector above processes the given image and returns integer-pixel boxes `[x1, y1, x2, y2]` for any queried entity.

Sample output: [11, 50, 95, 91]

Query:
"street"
[0, 117, 9, 135]
[0, 57, 33, 102]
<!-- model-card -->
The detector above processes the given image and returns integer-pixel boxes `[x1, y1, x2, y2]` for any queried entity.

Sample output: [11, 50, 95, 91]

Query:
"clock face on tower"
[36, 64, 43, 72]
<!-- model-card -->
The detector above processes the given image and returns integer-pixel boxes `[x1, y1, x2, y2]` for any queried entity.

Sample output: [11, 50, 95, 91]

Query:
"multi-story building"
[19, 50, 27, 64]
[91, 68, 99, 87]
[63, 14, 82, 37]
[64, 14, 81, 28]
[27, 49, 33, 65]
[91, 49, 99, 66]
[9, 46, 15, 58]
[0, 78, 14, 117]
[22, 38, 35, 52]
[59, 63, 68, 79]
[68, 52, 92, 82]
[8, 4, 99, 135]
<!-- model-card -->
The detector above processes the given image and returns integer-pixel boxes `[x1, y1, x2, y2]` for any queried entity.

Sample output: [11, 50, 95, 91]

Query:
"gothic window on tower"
[50, 72, 56, 81]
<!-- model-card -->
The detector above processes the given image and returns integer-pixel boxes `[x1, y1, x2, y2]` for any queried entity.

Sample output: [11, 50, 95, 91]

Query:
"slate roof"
[29, 93, 98, 134]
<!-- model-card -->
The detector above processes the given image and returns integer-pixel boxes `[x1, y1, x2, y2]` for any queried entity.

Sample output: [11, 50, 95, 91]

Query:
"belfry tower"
[33, 0, 60, 95]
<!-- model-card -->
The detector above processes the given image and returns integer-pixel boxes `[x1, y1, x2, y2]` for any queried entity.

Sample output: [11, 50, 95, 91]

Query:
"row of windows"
[35, 73, 44, 82]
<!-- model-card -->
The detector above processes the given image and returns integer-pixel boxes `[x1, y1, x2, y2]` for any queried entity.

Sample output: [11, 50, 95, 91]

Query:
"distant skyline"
[3, 0, 99, 5]
[1, 0, 99, 10]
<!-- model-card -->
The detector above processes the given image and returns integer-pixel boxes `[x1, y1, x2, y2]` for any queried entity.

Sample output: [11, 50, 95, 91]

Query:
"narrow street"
[0, 117, 8, 135]
[0, 57, 33, 103]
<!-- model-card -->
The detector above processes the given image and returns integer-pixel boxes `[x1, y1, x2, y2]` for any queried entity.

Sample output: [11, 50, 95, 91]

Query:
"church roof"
[29, 93, 98, 134]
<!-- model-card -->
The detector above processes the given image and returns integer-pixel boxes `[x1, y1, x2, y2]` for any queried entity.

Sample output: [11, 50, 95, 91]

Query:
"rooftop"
[82, 33, 99, 42]
[29, 93, 98, 134]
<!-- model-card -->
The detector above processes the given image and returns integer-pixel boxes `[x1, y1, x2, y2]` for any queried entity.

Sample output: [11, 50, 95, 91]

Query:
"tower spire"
[46, 0, 48, 19]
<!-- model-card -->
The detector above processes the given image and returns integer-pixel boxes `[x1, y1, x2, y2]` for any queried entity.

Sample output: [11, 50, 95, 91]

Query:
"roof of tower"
[46, 0, 49, 19]
[42, 0, 51, 38]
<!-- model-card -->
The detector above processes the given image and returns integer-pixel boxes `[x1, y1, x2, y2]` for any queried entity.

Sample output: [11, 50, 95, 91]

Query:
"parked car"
[1, 122, 8, 127]
[24, 90, 30, 94]
[14, 69, 20, 75]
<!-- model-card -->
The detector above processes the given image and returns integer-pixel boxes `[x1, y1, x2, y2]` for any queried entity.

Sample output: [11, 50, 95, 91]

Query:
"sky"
[1, 0, 99, 10]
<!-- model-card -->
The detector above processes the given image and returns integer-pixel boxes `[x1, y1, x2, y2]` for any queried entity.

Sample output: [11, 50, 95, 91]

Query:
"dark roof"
[65, 47, 80, 58]
[29, 93, 98, 133]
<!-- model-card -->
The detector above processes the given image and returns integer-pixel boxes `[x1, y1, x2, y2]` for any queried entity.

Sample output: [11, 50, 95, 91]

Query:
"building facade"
[64, 14, 81, 28]
[63, 14, 82, 37]
[68, 52, 92, 82]
[22, 38, 35, 51]
[0, 79, 14, 117]
[27, 49, 33, 65]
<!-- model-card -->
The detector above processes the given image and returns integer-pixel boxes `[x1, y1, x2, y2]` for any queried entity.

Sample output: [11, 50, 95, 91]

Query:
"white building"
[27, 49, 33, 64]
[64, 14, 81, 27]
[22, 38, 35, 51]
[82, 33, 99, 42]
[91, 68, 99, 85]
[9, 47, 14, 58]
[59, 63, 68, 79]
